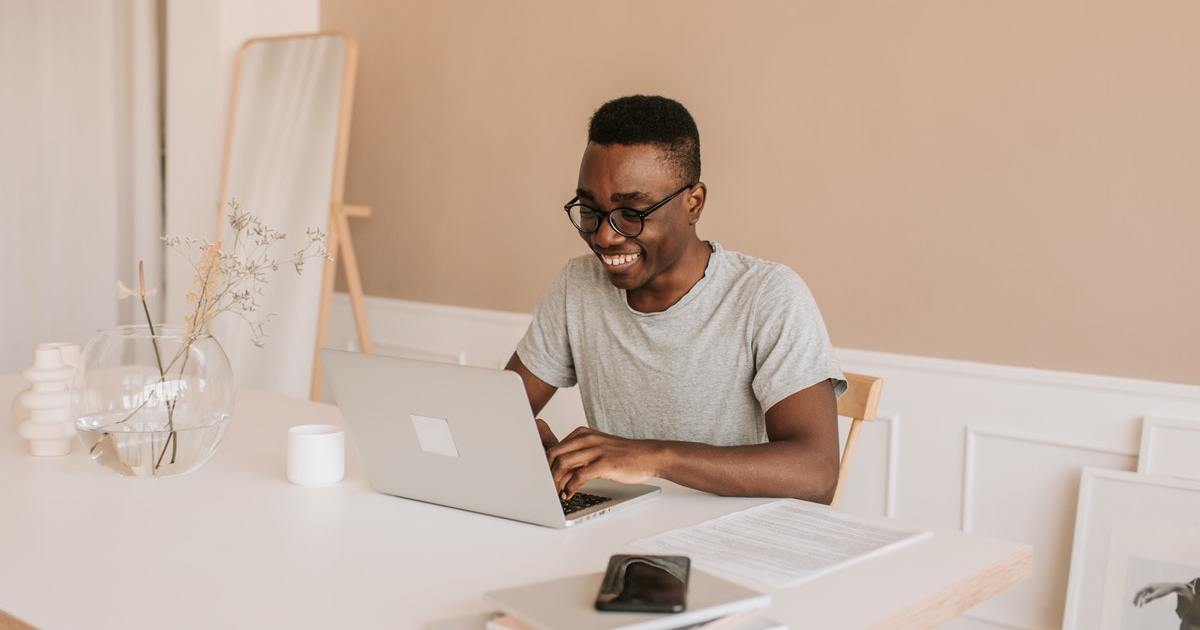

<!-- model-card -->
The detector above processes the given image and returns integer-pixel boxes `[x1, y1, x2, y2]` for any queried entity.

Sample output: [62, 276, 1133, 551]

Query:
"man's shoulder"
[543, 254, 610, 302]
[560, 253, 606, 284]
[716, 246, 811, 296]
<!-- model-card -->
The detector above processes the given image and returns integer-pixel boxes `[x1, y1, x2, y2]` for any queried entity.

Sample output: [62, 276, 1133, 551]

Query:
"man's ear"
[685, 182, 707, 226]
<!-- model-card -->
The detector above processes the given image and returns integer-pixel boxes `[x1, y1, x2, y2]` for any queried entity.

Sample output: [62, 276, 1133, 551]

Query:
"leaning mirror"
[214, 32, 373, 401]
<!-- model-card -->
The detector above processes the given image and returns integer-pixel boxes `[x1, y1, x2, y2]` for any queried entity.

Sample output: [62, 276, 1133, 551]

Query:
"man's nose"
[591, 215, 626, 248]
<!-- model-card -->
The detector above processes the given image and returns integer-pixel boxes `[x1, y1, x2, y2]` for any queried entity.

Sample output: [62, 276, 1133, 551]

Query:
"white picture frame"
[1138, 415, 1200, 480]
[1063, 468, 1200, 629]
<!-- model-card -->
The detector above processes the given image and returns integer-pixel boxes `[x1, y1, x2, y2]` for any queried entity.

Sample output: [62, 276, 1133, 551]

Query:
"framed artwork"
[1063, 468, 1200, 629]
[1138, 416, 1200, 480]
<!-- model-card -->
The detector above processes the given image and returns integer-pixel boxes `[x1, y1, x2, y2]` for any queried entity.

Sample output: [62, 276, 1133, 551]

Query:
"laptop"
[320, 349, 660, 528]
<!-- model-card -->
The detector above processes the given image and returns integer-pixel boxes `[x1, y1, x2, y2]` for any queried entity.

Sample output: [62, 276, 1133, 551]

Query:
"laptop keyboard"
[561, 492, 612, 515]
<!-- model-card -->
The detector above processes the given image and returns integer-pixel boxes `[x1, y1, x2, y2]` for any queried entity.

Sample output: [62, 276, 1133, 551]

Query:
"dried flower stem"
[107, 199, 329, 471]
[141, 199, 327, 472]
[154, 243, 222, 470]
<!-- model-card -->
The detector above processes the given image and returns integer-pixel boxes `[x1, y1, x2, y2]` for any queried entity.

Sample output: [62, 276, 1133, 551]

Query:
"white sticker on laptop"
[410, 414, 460, 458]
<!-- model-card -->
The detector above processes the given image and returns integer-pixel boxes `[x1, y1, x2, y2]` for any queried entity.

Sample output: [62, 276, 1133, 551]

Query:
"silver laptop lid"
[320, 349, 567, 527]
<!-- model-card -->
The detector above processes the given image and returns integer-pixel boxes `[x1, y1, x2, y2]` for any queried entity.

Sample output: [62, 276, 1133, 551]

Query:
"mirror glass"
[214, 34, 349, 399]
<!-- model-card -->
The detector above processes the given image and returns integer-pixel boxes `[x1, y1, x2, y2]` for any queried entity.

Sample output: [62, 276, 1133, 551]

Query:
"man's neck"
[626, 239, 712, 313]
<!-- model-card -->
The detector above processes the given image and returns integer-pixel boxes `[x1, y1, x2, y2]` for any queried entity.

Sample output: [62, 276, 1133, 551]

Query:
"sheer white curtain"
[0, 0, 162, 372]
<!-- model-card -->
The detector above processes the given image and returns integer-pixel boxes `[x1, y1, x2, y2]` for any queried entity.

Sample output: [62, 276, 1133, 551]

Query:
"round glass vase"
[71, 325, 235, 478]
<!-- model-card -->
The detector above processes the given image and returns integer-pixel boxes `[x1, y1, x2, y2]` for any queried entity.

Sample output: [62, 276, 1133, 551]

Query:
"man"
[504, 95, 846, 504]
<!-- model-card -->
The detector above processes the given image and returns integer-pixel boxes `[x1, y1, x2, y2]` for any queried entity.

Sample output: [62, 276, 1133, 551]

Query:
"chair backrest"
[831, 372, 883, 506]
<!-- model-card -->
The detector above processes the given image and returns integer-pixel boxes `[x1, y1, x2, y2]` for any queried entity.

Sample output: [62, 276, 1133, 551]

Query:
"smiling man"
[504, 95, 847, 504]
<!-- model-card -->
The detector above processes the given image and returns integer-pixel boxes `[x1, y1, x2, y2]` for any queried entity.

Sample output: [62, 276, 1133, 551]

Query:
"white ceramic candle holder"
[16, 342, 80, 457]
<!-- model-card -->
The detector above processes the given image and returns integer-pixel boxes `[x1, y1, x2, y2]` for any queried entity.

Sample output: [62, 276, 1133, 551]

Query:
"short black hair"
[588, 95, 700, 185]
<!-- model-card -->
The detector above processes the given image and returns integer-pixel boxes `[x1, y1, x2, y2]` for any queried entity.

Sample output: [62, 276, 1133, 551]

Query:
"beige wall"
[322, 0, 1200, 385]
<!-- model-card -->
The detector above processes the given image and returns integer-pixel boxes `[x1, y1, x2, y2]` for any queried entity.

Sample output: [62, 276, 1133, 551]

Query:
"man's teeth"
[602, 252, 640, 266]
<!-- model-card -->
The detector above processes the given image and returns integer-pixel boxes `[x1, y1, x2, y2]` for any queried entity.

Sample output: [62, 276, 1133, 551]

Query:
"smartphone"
[594, 554, 690, 613]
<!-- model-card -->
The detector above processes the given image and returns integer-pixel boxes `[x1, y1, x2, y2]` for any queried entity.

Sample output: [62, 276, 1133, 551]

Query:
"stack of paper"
[634, 499, 930, 589]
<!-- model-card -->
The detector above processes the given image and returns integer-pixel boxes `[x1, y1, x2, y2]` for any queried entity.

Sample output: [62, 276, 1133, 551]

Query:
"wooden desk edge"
[869, 543, 1034, 629]
[0, 610, 36, 630]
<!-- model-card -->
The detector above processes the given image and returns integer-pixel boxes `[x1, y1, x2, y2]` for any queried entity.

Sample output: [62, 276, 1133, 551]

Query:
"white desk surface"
[0, 375, 1030, 629]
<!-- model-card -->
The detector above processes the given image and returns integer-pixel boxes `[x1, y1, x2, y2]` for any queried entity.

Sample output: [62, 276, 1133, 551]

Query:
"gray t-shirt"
[516, 242, 846, 446]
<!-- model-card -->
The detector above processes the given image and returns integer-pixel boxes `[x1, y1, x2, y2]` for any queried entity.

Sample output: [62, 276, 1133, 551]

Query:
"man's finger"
[546, 431, 603, 461]
[563, 462, 603, 500]
[550, 447, 594, 478]
[557, 426, 594, 445]
[552, 448, 600, 492]
[535, 418, 559, 449]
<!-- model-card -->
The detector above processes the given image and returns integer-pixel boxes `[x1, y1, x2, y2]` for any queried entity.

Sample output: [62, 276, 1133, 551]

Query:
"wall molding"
[838, 348, 1200, 401]
[837, 413, 902, 519]
[341, 336, 467, 366]
[1137, 415, 1200, 478]
[333, 293, 1200, 400]
[960, 426, 1138, 533]
[340, 292, 532, 327]
[959, 426, 1138, 630]
[876, 414, 902, 519]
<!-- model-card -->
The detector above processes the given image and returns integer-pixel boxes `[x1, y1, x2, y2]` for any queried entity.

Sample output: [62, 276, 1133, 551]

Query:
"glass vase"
[71, 325, 235, 478]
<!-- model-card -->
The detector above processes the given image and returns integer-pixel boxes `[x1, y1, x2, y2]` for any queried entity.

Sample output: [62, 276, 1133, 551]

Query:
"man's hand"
[1133, 582, 1185, 606]
[535, 417, 559, 450]
[539, 382, 838, 502]
[546, 426, 662, 499]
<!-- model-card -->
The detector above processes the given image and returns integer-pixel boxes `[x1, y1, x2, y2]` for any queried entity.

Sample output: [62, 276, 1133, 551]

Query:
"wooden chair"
[831, 372, 884, 506]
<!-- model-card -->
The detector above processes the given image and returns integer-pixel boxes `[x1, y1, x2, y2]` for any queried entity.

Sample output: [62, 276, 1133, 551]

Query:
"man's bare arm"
[655, 379, 840, 501]
[504, 352, 560, 448]
[548, 379, 840, 504]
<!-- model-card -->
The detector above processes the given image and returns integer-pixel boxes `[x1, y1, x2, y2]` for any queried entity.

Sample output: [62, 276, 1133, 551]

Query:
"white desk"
[0, 375, 1030, 629]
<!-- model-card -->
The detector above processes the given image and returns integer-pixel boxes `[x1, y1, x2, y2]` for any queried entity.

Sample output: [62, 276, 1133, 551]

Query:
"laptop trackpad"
[410, 414, 460, 457]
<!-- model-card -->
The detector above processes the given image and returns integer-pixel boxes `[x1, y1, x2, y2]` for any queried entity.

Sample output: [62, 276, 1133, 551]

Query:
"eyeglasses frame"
[562, 183, 696, 238]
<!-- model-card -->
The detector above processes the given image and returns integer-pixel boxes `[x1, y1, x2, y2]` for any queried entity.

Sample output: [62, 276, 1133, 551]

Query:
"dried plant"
[104, 199, 329, 471]
[165, 199, 329, 348]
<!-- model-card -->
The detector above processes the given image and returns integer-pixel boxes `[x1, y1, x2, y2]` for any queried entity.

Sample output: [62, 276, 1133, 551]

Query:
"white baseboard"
[327, 292, 1200, 630]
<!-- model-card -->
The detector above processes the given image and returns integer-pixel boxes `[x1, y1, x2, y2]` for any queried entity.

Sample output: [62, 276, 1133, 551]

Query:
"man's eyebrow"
[574, 188, 654, 204]
[610, 191, 653, 203]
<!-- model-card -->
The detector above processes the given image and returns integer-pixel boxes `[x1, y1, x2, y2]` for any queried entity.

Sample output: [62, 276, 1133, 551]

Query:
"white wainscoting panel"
[327, 293, 1200, 628]
[1137, 415, 1200, 479]
[331, 295, 532, 370]
[832, 350, 1200, 627]
[960, 427, 1136, 629]
[835, 415, 900, 519]
[342, 338, 467, 366]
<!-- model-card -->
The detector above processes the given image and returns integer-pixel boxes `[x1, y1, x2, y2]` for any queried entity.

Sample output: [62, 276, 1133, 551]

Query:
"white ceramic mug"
[287, 424, 345, 486]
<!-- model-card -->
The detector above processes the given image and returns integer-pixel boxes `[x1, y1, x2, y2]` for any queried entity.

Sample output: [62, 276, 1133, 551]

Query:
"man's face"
[574, 142, 698, 292]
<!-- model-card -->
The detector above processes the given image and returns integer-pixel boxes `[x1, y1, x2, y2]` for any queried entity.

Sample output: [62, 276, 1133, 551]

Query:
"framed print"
[1063, 468, 1200, 629]
[1138, 416, 1200, 480]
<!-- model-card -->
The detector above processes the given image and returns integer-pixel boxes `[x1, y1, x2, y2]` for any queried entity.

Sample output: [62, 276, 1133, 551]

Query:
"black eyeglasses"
[563, 183, 695, 238]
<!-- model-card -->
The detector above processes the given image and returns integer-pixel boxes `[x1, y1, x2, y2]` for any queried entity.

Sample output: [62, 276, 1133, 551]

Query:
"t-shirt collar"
[621, 241, 721, 317]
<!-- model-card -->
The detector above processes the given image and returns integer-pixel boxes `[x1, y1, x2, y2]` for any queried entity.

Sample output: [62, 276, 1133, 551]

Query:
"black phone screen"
[595, 554, 690, 613]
